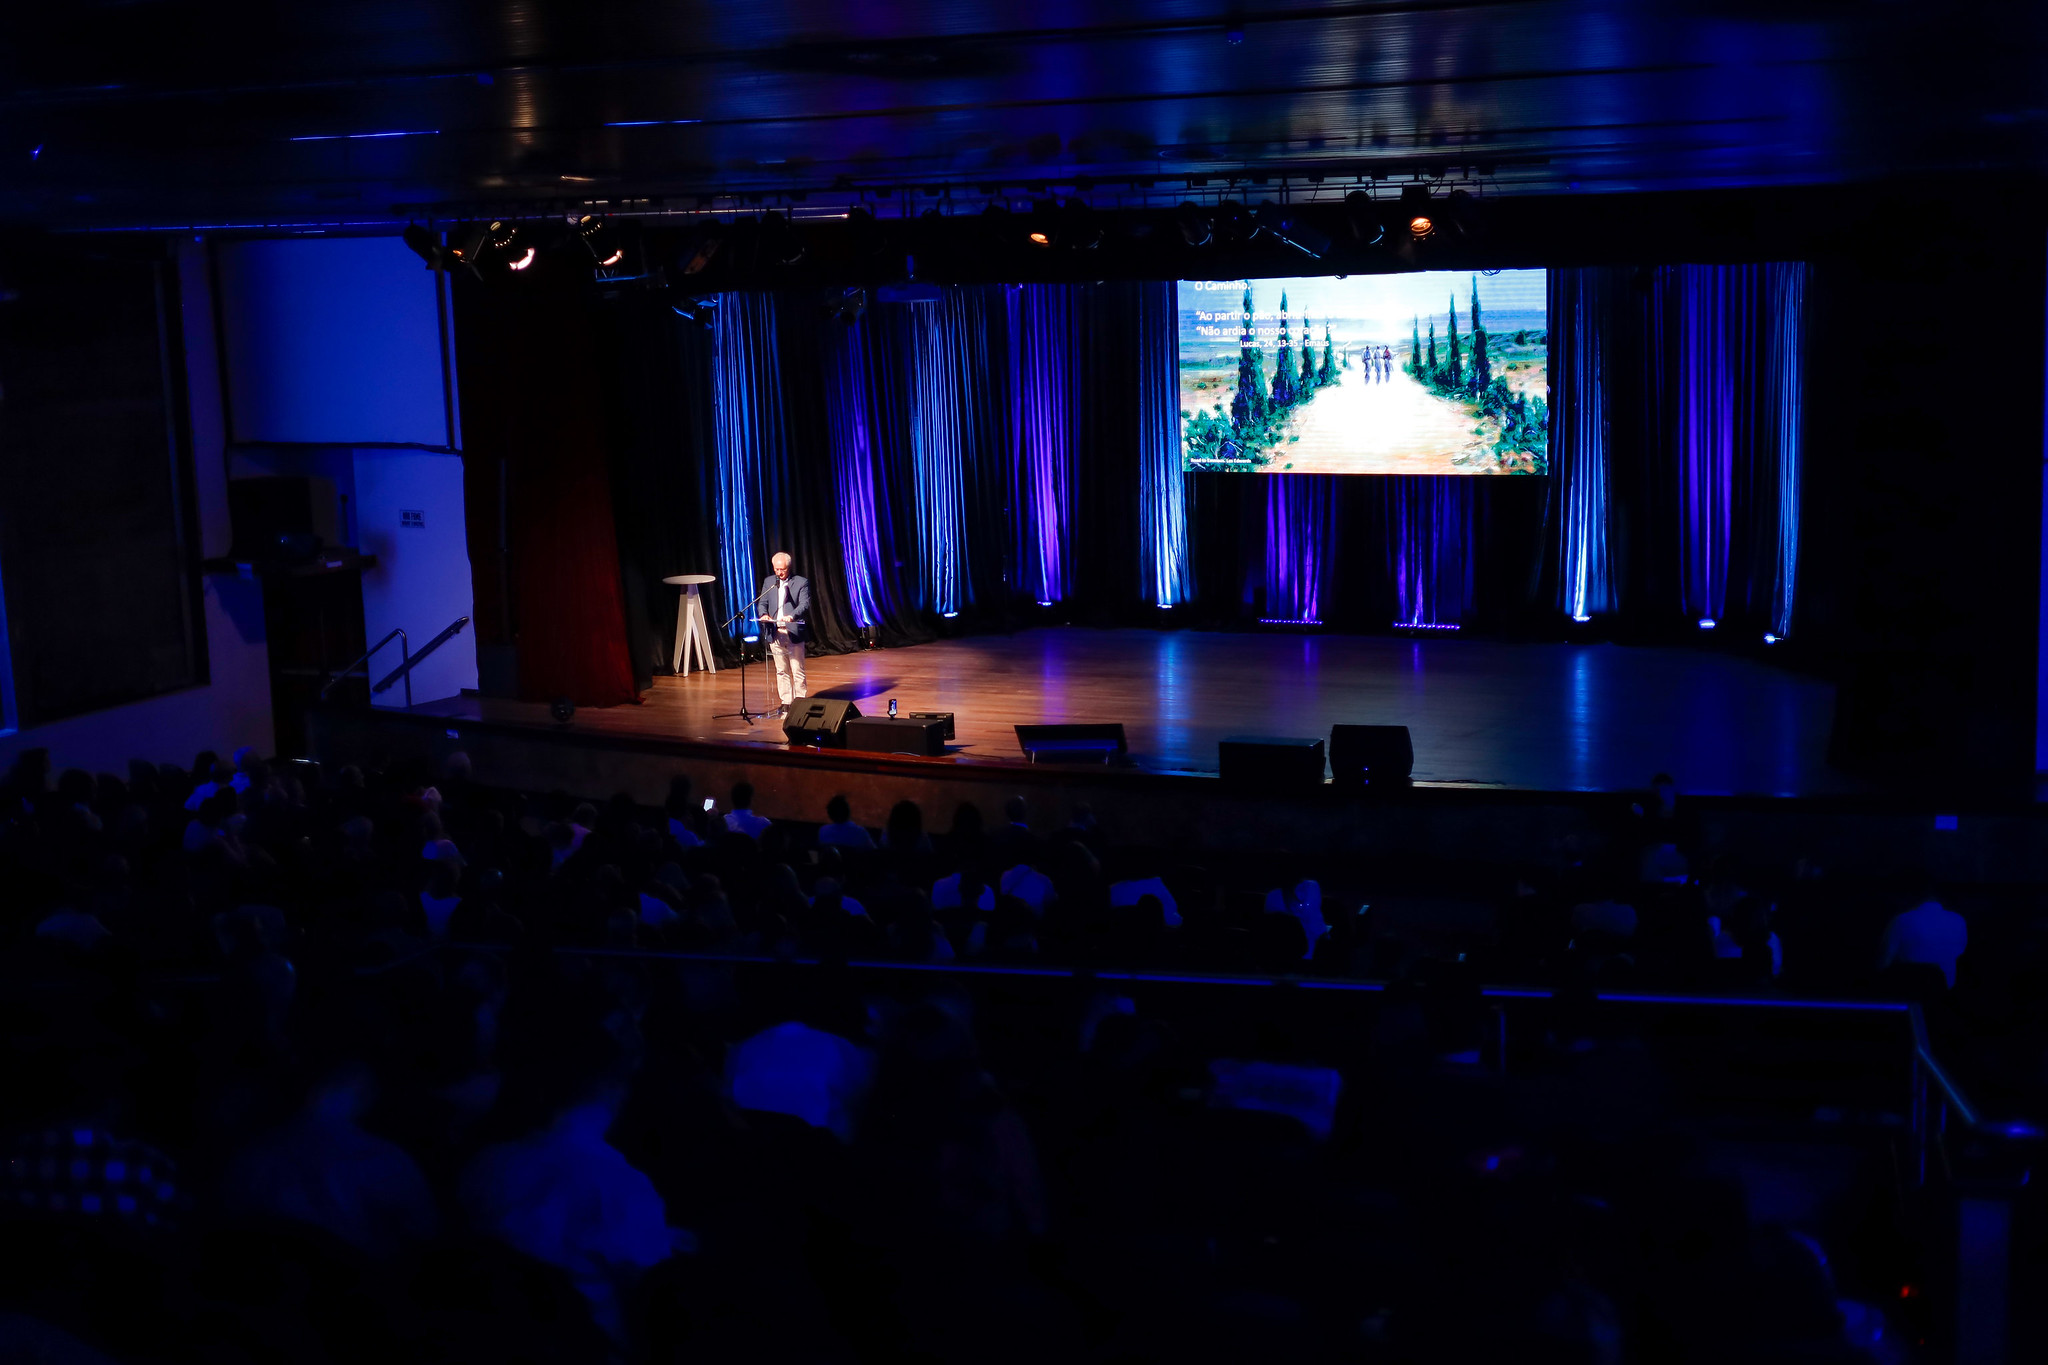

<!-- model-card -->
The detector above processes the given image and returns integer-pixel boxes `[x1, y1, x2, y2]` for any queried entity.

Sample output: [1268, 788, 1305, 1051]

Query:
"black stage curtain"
[454, 271, 638, 707]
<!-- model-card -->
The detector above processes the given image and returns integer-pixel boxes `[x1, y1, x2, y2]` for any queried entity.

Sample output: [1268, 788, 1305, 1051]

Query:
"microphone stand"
[714, 602, 767, 725]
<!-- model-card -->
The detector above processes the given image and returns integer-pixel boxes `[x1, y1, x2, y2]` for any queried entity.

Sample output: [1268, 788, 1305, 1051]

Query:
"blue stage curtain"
[821, 317, 886, 629]
[1670, 265, 1754, 625]
[1136, 280, 1192, 607]
[1550, 267, 1616, 621]
[1763, 262, 1807, 640]
[1651, 262, 1806, 634]
[944, 287, 1016, 609]
[1263, 475, 1334, 623]
[1385, 476, 1474, 628]
[908, 301, 969, 617]
[1007, 284, 1086, 605]
[710, 293, 777, 642]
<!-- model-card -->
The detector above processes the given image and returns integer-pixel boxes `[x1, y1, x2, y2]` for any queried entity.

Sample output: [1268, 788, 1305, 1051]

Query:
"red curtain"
[453, 273, 638, 707]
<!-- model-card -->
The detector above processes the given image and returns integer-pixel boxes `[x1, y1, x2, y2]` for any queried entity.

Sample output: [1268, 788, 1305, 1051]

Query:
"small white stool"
[664, 574, 717, 676]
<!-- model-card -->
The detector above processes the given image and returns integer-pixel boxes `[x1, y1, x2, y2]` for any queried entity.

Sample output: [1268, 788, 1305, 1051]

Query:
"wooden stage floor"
[413, 628, 1852, 797]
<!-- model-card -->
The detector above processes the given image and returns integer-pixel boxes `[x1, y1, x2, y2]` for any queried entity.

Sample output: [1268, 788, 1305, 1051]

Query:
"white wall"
[354, 450, 478, 707]
[0, 240, 274, 774]
[214, 237, 451, 448]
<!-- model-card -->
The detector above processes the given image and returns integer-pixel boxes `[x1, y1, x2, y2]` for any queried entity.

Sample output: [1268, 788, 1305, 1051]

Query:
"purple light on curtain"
[1264, 475, 1331, 624]
[821, 318, 884, 629]
[1008, 284, 1076, 604]
[1552, 267, 1614, 620]
[908, 302, 966, 616]
[1673, 265, 1756, 623]
[1387, 476, 1474, 627]
[1764, 262, 1806, 639]
[1136, 281, 1191, 606]
[710, 293, 776, 641]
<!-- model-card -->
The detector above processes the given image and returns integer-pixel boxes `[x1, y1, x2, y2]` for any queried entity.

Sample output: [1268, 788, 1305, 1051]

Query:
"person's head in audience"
[886, 799, 924, 850]
[826, 793, 852, 826]
[950, 802, 984, 840]
[1003, 795, 1028, 828]
[731, 781, 755, 812]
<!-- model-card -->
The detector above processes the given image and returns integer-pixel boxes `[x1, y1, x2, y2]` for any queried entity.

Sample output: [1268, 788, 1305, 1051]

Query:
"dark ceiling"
[3, 0, 2044, 230]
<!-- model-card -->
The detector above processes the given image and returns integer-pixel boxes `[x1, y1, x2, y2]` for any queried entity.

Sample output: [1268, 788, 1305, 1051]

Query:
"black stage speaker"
[844, 715, 949, 756]
[1014, 723, 1128, 764]
[906, 710, 955, 740]
[1329, 724, 1414, 787]
[228, 476, 343, 561]
[783, 698, 861, 746]
[1219, 735, 1326, 792]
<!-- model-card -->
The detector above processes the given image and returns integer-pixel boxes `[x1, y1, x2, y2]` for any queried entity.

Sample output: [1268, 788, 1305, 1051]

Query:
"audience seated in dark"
[0, 741, 2025, 1362]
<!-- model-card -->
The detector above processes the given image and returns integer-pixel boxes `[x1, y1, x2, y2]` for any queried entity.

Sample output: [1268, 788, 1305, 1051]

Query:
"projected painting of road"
[1178, 270, 1548, 475]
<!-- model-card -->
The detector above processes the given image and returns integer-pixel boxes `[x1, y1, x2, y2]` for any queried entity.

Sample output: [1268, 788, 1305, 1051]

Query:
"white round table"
[663, 574, 717, 676]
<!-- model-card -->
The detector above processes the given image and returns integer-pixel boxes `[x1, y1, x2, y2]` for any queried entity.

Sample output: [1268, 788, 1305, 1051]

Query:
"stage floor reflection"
[418, 628, 1850, 797]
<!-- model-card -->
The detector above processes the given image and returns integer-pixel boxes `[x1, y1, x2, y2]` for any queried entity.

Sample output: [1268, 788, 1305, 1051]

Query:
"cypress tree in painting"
[1300, 318, 1318, 391]
[1446, 293, 1462, 388]
[1319, 321, 1335, 385]
[1271, 292, 1296, 406]
[1469, 277, 1489, 391]
[1231, 282, 1265, 430]
[1411, 315, 1422, 372]
[1425, 319, 1436, 373]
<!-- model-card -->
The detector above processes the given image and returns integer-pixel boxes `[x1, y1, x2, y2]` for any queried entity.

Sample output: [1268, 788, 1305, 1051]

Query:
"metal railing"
[372, 616, 469, 698]
[321, 627, 411, 707]
[317, 616, 471, 710]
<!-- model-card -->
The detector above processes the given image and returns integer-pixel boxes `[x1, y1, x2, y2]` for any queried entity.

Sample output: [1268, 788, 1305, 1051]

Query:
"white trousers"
[767, 638, 807, 706]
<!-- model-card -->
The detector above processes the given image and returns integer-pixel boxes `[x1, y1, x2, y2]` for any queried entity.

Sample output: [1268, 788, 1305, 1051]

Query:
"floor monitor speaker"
[782, 698, 861, 746]
[844, 715, 949, 756]
[1014, 723, 1128, 764]
[1218, 735, 1327, 792]
[1329, 724, 1414, 787]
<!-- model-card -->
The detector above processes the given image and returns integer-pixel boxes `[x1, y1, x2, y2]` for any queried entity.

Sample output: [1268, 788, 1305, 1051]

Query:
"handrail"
[320, 627, 408, 704]
[372, 616, 470, 698]
[1912, 1005, 2045, 1141]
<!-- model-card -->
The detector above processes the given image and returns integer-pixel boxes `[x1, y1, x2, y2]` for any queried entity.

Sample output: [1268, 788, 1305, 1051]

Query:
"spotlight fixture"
[1061, 200, 1103, 251]
[758, 210, 806, 266]
[680, 233, 722, 276]
[1211, 200, 1259, 245]
[1175, 202, 1213, 247]
[824, 286, 868, 324]
[670, 294, 719, 325]
[447, 223, 490, 268]
[1442, 188, 1486, 242]
[1024, 200, 1058, 248]
[1698, 618, 1717, 630]
[1255, 203, 1330, 260]
[1399, 186, 1434, 240]
[1343, 190, 1386, 247]
[573, 214, 626, 267]
[402, 223, 451, 270]
[506, 244, 537, 271]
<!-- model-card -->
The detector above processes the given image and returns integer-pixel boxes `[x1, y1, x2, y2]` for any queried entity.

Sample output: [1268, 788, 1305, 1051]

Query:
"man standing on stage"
[755, 551, 810, 717]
